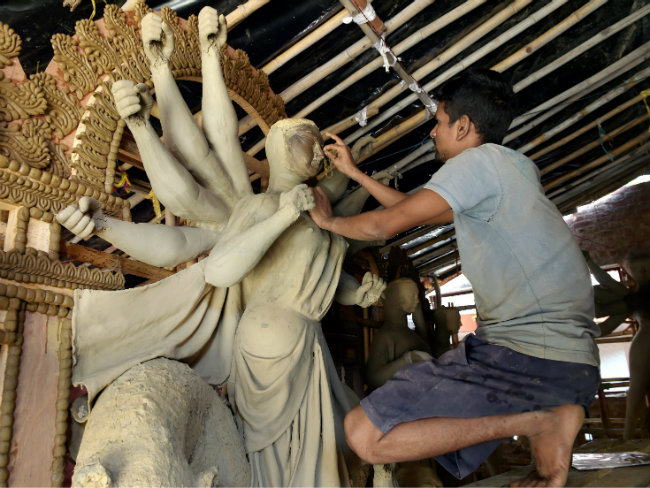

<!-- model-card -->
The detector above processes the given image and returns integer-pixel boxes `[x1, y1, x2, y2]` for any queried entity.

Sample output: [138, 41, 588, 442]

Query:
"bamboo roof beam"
[356, 109, 430, 164]
[543, 131, 650, 191]
[328, 0, 566, 144]
[323, 106, 379, 136]
[557, 159, 650, 214]
[505, 43, 650, 145]
[512, 2, 650, 93]
[417, 249, 460, 274]
[549, 143, 650, 200]
[513, 63, 650, 152]
[552, 146, 650, 210]
[261, 8, 348, 75]
[343, 0, 534, 143]
[382, 139, 435, 176]
[529, 94, 644, 161]
[338, 0, 437, 120]
[399, 152, 437, 174]
[406, 229, 456, 257]
[238, 0, 439, 135]
[224, 0, 271, 29]
[413, 241, 457, 267]
[508, 40, 650, 133]
[294, 0, 489, 119]
[379, 224, 452, 253]
[492, 0, 607, 77]
[539, 114, 648, 177]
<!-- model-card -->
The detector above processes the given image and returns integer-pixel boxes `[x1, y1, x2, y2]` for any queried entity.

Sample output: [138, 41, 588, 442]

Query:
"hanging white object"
[355, 106, 369, 127]
[373, 34, 398, 72]
[342, 2, 377, 24]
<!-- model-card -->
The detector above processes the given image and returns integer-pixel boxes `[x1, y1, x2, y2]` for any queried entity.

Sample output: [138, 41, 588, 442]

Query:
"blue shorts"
[360, 334, 600, 479]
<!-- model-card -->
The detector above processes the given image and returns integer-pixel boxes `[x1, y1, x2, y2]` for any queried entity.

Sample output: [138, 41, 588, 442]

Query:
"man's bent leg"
[345, 403, 584, 487]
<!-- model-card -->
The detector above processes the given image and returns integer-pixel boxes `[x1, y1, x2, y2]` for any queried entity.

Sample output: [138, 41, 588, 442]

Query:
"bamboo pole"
[513, 2, 650, 93]
[554, 149, 650, 211]
[238, 0, 439, 135]
[337, 0, 562, 142]
[400, 152, 437, 174]
[539, 114, 648, 176]
[379, 224, 453, 253]
[344, 0, 532, 143]
[406, 229, 456, 257]
[505, 43, 650, 144]
[261, 8, 348, 75]
[225, 0, 271, 29]
[357, 109, 430, 164]
[543, 131, 650, 191]
[281, 0, 437, 102]
[493, 0, 607, 76]
[509, 40, 649, 131]
[294, 0, 489, 119]
[529, 94, 644, 161]
[324, 106, 379, 135]
[551, 144, 650, 205]
[382, 139, 435, 176]
[513, 63, 650, 150]
[338, 0, 437, 119]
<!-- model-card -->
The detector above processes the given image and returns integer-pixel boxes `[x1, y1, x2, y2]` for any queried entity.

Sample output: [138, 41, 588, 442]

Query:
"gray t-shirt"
[424, 144, 600, 367]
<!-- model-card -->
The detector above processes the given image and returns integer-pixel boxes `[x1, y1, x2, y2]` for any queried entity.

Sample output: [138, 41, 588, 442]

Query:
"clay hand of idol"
[112, 80, 153, 128]
[56, 197, 106, 240]
[141, 12, 174, 68]
[279, 184, 315, 219]
[371, 169, 393, 186]
[199, 7, 227, 54]
[355, 272, 386, 308]
[323, 132, 361, 180]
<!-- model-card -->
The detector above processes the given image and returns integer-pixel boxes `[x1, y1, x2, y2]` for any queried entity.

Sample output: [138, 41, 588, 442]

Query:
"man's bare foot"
[511, 404, 584, 487]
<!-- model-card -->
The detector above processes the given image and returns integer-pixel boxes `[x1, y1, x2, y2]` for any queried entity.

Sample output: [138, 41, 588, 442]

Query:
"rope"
[145, 189, 163, 223]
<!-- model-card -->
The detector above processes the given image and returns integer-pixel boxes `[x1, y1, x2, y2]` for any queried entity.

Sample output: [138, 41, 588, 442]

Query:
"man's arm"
[199, 7, 252, 199]
[323, 132, 407, 208]
[310, 186, 453, 241]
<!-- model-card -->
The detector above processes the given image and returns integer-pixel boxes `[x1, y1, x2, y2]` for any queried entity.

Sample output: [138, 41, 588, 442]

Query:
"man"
[309, 69, 600, 487]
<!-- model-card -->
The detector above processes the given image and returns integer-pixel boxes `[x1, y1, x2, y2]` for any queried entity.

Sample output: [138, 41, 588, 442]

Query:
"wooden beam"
[60, 242, 174, 282]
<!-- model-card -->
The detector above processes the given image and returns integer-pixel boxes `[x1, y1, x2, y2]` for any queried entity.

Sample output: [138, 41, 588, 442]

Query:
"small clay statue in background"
[366, 278, 432, 391]
[366, 278, 442, 487]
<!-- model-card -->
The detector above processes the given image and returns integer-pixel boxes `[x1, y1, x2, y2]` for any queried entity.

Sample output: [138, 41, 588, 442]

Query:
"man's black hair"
[433, 69, 514, 144]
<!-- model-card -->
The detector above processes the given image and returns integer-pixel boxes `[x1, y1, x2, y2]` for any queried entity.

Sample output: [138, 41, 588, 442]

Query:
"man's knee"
[344, 405, 383, 464]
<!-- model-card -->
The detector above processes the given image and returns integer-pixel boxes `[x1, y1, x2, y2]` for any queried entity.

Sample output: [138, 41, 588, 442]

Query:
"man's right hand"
[323, 132, 362, 180]
[56, 197, 106, 239]
[141, 13, 174, 69]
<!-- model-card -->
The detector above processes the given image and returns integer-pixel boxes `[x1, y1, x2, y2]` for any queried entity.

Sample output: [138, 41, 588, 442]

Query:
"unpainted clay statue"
[72, 358, 249, 487]
[57, 8, 386, 487]
[431, 305, 462, 356]
[366, 278, 441, 487]
[585, 251, 650, 439]
[366, 278, 432, 392]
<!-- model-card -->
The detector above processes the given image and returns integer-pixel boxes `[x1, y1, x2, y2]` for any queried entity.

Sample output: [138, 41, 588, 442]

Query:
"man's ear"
[455, 114, 472, 140]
